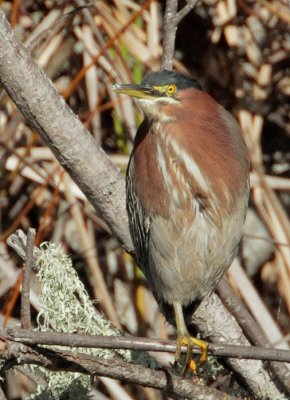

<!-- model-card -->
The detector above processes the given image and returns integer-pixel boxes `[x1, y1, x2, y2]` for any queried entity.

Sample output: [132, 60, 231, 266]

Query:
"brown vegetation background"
[0, 0, 289, 399]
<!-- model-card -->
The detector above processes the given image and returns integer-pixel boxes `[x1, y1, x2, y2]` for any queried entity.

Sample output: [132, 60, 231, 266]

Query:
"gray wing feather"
[126, 161, 150, 272]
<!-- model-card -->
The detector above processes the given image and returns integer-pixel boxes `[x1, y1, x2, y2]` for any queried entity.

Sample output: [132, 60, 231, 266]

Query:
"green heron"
[113, 70, 250, 373]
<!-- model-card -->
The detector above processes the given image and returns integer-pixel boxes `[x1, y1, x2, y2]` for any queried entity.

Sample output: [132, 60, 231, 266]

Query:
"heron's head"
[112, 70, 202, 121]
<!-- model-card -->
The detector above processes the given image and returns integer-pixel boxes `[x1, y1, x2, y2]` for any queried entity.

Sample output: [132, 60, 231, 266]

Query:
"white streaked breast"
[169, 138, 211, 194]
[156, 141, 174, 193]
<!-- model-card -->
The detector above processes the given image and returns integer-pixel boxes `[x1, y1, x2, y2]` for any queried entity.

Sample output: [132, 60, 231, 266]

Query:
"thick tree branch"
[0, 10, 133, 254]
[218, 278, 290, 391]
[191, 294, 289, 399]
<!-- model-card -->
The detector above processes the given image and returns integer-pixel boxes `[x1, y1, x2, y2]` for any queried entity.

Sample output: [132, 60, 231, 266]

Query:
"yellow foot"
[192, 336, 208, 365]
[175, 335, 208, 375]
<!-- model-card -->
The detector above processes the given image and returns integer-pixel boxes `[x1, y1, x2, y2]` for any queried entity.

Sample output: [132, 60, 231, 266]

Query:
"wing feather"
[126, 159, 150, 272]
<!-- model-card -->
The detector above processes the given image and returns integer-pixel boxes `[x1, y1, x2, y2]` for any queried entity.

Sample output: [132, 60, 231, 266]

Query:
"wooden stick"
[21, 228, 35, 329]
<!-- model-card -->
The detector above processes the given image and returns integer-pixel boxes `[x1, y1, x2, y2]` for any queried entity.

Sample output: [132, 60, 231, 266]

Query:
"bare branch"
[192, 293, 289, 399]
[0, 341, 238, 400]
[218, 278, 290, 392]
[174, 0, 200, 25]
[161, 0, 200, 70]
[161, 0, 178, 70]
[2, 327, 290, 363]
[21, 228, 35, 329]
[0, 10, 133, 254]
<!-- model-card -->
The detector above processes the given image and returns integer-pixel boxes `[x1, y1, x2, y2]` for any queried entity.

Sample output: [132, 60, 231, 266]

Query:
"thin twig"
[3, 327, 290, 363]
[161, 0, 200, 69]
[161, 0, 178, 70]
[174, 0, 200, 25]
[21, 228, 35, 329]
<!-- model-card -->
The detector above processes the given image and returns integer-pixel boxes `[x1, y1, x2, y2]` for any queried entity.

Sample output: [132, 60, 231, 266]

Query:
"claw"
[192, 336, 208, 364]
[173, 301, 208, 375]
[175, 334, 208, 375]
[175, 335, 194, 375]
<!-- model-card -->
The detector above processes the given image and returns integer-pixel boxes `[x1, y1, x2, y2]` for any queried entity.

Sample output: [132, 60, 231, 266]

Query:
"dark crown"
[141, 70, 202, 91]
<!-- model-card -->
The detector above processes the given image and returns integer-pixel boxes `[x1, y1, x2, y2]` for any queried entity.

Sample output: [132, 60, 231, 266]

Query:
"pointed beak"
[111, 83, 160, 100]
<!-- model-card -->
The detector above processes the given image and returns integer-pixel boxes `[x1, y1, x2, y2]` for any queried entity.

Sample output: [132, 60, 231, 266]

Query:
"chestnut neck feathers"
[130, 88, 249, 220]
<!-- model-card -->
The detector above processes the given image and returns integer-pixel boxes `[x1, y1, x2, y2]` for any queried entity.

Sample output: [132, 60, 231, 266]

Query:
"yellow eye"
[166, 84, 176, 96]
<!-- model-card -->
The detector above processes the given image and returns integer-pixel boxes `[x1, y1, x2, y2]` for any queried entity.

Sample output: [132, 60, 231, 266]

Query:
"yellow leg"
[173, 301, 208, 375]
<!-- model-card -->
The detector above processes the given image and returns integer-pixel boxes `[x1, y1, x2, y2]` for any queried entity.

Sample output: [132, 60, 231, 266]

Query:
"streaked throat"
[137, 98, 177, 122]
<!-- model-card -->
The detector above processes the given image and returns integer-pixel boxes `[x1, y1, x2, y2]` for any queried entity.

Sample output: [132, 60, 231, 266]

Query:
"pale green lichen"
[26, 242, 154, 400]
[29, 373, 90, 400]
[34, 242, 126, 360]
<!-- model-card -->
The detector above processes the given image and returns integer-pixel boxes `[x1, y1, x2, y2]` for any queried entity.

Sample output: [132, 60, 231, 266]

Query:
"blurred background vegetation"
[0, 0, 289, 398]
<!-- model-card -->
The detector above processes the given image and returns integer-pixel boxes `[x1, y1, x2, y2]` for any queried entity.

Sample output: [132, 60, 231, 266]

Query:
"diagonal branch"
[0, 10, 133, 254]
[218, 278, 290, 391]
[174, 0, 200, 25]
